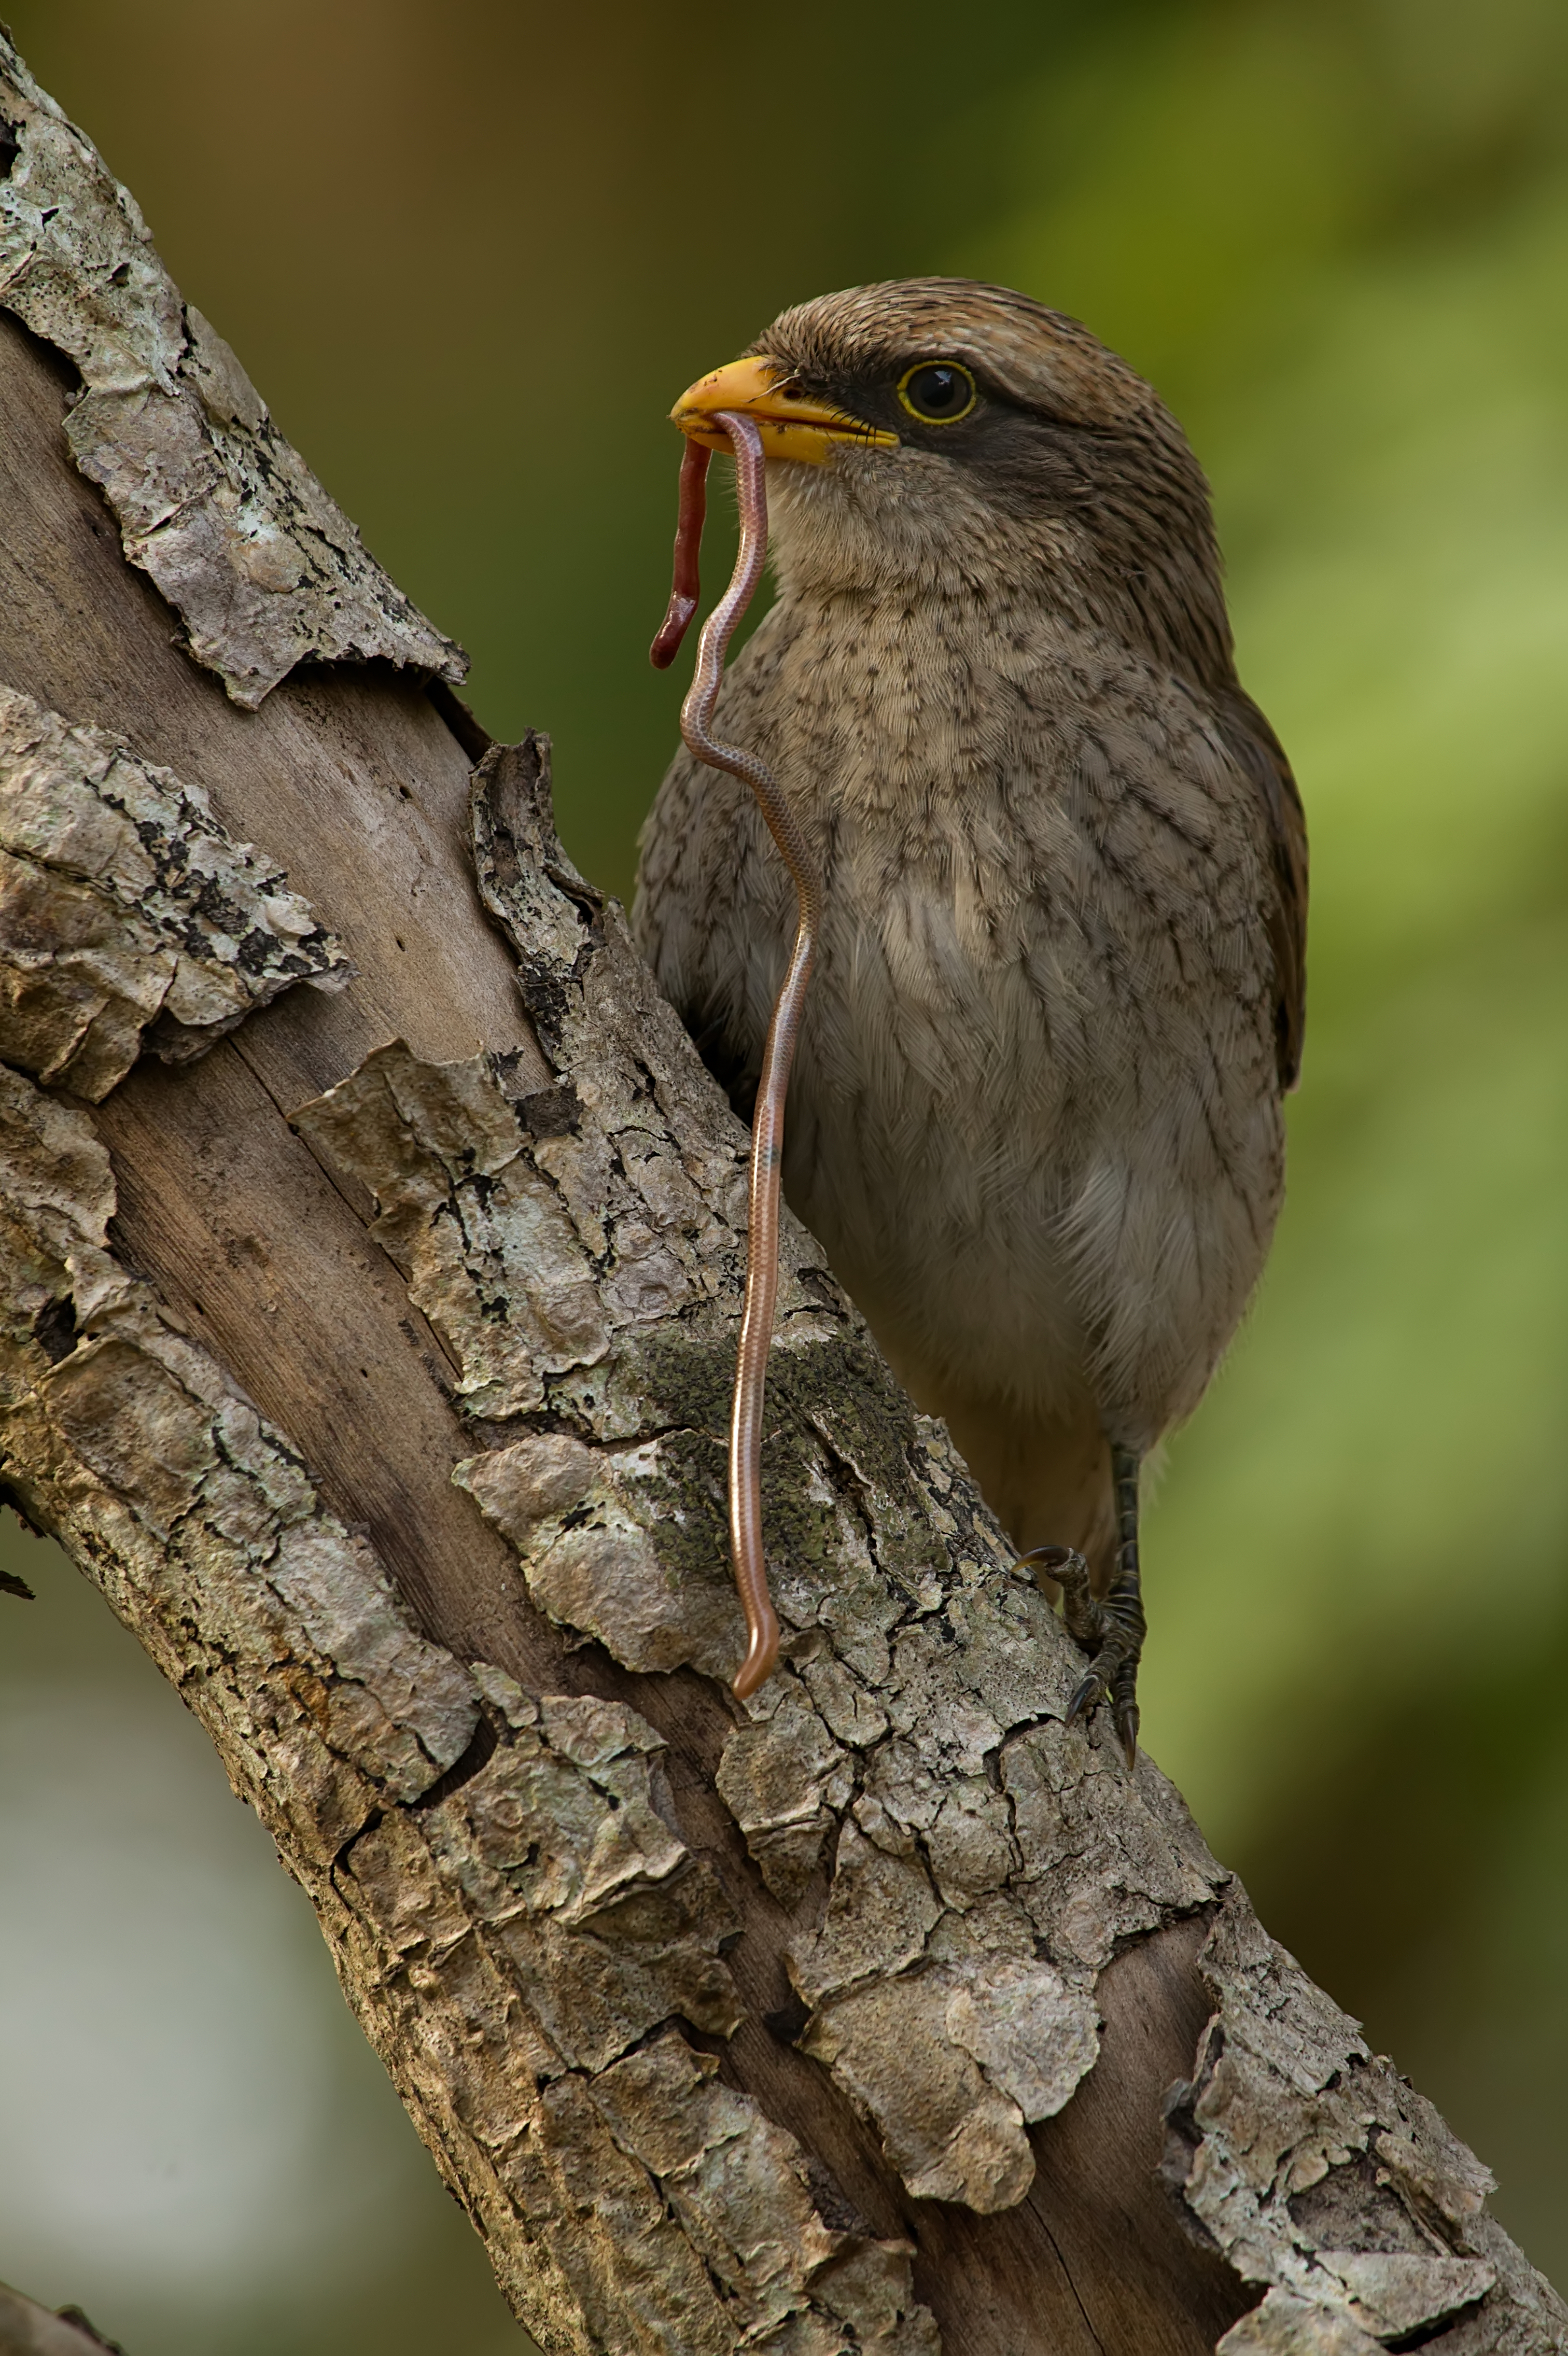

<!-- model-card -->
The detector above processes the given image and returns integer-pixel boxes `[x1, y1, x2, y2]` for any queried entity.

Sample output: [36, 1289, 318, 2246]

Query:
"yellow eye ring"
[896, 360, 978, 425]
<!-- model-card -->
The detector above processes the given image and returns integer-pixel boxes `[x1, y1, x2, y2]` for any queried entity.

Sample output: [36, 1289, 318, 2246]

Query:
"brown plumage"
[633, 278, 1307, 1755]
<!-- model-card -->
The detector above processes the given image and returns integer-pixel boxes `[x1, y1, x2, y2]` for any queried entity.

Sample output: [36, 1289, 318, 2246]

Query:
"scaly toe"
[1016, 1543, 1102, 1649]
[1014, 1543, 1089, 1578]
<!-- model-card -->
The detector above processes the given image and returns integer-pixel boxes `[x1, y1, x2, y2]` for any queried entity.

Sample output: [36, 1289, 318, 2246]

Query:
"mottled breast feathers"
[635, 276, 1308, 1569]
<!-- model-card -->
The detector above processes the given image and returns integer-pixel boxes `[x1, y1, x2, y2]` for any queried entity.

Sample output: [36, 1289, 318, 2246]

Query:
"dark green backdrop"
[2, 3, 1566, 2349]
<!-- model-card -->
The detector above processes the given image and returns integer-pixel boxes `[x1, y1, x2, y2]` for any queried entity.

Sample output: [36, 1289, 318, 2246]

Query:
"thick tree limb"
[0, 32, 1562, 2356]
[0, 2279, 126, 2356]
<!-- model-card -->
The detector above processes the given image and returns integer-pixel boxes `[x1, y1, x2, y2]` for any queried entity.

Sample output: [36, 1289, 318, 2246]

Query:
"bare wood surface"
[0, 36, 1561, 2356]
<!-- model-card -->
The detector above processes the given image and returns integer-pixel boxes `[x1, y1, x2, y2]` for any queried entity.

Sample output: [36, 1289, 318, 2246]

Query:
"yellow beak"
[670, 354, 898, 466]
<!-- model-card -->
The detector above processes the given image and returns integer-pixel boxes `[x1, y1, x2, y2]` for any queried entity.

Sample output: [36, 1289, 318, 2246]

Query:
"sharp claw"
[1038, 1519, 1142, 1758]
[1066, 1670, 1103, 1725]
[1013, 1543, 1088, 1580]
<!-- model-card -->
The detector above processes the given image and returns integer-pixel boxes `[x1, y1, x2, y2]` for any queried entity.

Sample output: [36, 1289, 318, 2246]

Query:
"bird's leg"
[1015, 1443, 1147, 1767]
[1095, 1443, 1148, 1765]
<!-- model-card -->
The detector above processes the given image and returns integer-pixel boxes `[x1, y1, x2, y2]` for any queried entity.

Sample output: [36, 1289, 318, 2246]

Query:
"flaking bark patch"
[0, 684, 349, 1096]
[294, 1040, 615, 1418]
[1162, 1889, 1542, 2349]
[0, 34, 463, 706]
[0, 1057, 936, 2356]
[1217, 2290, 1386, 2355]
[457, 1428, 744, 1678]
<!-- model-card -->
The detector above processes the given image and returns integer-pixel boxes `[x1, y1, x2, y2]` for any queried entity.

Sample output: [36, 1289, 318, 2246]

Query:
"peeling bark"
[0, 34, 464, 707]
[0, 682, 349, 1095]
[0, 30, 1562, 2356]
[0, 1055, 932, 2355]
[0, 2280, 125, 2355]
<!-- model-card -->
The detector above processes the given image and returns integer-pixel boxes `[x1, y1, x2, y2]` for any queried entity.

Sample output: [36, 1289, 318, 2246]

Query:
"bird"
[632, 278, 1307, 1761]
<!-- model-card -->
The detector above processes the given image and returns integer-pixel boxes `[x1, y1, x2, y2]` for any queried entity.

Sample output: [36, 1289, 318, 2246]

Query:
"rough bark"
[0, 31, 1562, 2356]
[0, 2280, 126, 2356]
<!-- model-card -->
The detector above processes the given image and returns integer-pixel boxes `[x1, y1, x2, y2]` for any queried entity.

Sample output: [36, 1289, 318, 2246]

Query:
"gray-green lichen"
[0, 684, 349, 1096]
[0, 33, 465, 707]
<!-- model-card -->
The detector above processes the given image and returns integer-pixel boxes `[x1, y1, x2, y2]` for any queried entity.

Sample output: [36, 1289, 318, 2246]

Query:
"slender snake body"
[650, 413, 822, 1699]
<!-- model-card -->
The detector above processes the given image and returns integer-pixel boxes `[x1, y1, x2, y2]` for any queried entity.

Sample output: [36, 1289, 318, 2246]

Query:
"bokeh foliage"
[1, 0, 1565, 2344]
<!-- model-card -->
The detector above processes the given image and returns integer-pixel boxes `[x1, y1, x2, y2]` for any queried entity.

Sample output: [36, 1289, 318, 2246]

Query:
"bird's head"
[671, 277, 1233, 686]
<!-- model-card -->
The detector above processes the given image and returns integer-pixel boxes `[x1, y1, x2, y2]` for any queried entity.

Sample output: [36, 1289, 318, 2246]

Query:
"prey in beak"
[644, 351, 896, 1697]
[650, 353, 898, 670]
[647, 403, 824, 1700]
[639, 278, 1310, 1762]
[670, 354, 898, 466]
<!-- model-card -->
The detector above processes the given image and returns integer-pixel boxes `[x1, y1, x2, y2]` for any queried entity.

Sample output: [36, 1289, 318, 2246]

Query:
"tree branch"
[0, 2278, 127, 2355]
[0, 31, 1560, 2356]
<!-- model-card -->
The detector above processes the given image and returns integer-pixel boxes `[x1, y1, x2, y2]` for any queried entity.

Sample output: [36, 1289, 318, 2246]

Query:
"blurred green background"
[1, 0, 1566, 2346]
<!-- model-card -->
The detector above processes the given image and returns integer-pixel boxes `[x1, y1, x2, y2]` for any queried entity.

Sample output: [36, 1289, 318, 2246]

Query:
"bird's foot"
[1014, 1542, 1146, 1769]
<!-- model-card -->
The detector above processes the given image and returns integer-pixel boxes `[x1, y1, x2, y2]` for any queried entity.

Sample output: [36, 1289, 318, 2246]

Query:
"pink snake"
[650, 413, 822, 1699]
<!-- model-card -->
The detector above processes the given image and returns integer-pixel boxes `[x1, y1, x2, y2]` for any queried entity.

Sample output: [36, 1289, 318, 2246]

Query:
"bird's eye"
[897, 361, 978, 425]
